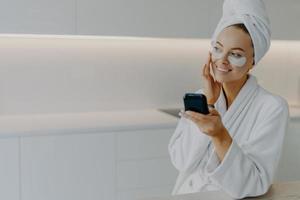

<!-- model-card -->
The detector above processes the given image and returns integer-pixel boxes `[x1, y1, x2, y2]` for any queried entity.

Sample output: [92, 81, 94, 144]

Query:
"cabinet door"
[0, 0, 76, 34]
[265, 0, 300, 40]
[77, 0, 211, 38]
[20, 133, 115, 200]
[116, 128, 178, 200]
[117, 185, 174, 200]
[275, 120, 300, 181]
[0, 138, 19, 200]
[116, 128, 174, 160]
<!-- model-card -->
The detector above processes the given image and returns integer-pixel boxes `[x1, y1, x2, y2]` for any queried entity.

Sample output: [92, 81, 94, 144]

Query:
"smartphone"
[183, 93, 209, 114]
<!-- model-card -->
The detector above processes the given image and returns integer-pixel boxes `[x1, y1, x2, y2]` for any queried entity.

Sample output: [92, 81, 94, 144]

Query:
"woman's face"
[211, 26, 254, 83]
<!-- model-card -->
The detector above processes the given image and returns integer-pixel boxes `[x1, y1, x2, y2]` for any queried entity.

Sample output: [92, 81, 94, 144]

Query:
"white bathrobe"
[168, 75, 289, 199]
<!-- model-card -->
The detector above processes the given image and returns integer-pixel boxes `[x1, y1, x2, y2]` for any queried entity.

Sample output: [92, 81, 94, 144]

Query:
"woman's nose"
[220, 54, 230, 65]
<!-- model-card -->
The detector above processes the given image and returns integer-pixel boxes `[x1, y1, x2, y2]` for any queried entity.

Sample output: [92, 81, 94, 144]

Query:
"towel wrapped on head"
[211, 0, 271, 65]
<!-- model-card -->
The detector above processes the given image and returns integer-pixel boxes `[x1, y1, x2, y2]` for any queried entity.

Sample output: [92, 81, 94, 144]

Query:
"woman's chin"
[214, 74, 228, 83]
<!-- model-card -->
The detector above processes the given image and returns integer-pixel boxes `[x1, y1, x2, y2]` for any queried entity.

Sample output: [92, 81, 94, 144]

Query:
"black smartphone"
[183, 93, 209, 114]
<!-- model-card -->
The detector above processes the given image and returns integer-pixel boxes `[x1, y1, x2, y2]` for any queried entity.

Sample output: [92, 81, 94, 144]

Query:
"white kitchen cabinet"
[116, 129, 174, 160]
[116, 186, 174, 200]
[117, 158, 177, 190]
[0, 0, 76, 34]
[17, 125, 178, 200]
[7, 116, 299, 200]
[265, 0, 300, 40]
[275, 119, 300, 181]
[0, 0, 299, 40]
[0, 138, 19, 200]
[77, 0, 211, 38]
[116, 128, 178, 200]
[20, 133, 115, 200]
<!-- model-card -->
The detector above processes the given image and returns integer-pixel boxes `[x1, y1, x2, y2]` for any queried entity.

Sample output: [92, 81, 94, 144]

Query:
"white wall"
[0, 0, 299, 40]
[0, 35, 299, 115]
[0, 36, 208, 114]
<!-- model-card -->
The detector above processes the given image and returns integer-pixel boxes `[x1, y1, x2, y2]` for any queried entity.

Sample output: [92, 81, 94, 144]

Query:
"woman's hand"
[180, 108, 225, 138]
[180, 108, 232, 161]
[202, 52, 222, 105]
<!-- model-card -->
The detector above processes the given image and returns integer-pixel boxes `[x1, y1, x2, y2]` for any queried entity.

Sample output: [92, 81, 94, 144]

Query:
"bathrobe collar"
[216, 74, 259, 137]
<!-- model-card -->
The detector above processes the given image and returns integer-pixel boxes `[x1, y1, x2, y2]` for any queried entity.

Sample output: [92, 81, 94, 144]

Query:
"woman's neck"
[222, 74, 249, 109]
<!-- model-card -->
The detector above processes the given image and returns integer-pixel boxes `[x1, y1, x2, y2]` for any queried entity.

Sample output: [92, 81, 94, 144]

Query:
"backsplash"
[0, 35, 299, 114]
[253, 40, 300, 106]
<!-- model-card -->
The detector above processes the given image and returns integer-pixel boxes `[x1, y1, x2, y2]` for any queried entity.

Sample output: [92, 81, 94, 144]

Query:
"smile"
[216, 66, 232, 73]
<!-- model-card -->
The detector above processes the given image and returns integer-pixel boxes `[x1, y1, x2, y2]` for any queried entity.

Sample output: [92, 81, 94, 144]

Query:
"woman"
[168, 0, 289, 199]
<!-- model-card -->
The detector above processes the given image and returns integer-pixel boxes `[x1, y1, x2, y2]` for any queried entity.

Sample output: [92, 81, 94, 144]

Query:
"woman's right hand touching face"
[202, 52, 222, 105]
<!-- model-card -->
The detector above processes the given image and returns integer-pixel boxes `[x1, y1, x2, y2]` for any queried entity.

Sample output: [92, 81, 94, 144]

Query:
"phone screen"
[183, 93, 209, 114]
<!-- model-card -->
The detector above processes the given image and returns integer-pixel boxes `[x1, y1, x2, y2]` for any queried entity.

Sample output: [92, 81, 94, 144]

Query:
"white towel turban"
[211, 0, 271, 65]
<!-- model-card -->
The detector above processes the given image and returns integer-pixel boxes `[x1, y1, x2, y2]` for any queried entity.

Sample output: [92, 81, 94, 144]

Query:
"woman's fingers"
[183, 113, 199, 124]
[203, 53, 213, 78]
[185, 111, 207, 122]
[202, 63, 207, 77]
[207, 53, 213, 75]
[206, 52, 211, 66]
[184, 110, 220, 121]
[205, 63, 210, 77]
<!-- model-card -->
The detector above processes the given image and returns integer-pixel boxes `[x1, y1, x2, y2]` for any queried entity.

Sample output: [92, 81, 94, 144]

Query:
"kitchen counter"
[142, 181, 300, 200]
[289, 106, 300, 120]
[0, 105, 299, 138]
[0, 109, 178, 137]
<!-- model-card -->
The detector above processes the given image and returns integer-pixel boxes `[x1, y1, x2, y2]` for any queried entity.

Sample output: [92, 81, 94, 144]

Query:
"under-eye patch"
[211, 46, 247, 67]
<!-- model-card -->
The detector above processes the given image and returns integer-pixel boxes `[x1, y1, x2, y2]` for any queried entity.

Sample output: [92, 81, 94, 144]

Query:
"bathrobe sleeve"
[168, 89, 211, 173]
[205, 97, 289, 199]
[168, 116, 211, 173]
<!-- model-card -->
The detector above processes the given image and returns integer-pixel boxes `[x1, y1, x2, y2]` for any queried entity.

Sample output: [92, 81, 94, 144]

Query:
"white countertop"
[289, 106, 300, 120]
[0, 106, 299, 138]
[0, 109, 178, 137]
[142, 181, 300, 200]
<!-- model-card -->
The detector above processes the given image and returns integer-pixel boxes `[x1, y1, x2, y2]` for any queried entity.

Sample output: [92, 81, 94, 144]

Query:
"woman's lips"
[216, 66, 232, 73]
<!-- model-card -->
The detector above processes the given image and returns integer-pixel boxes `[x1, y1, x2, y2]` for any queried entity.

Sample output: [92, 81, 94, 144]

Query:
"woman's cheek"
[211, 63, 218, 76]
[235, 65, 249, 74]
[230, 67, 249, 79]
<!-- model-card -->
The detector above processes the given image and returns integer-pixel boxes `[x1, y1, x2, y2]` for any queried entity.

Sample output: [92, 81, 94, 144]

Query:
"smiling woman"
[168, 0, 290, 199]
[211, 24, 254, 84]
[212, 24, 252, 67]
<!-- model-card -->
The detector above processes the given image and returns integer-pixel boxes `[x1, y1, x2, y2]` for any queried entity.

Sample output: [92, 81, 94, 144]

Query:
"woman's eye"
[230, 52, 242, 58]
